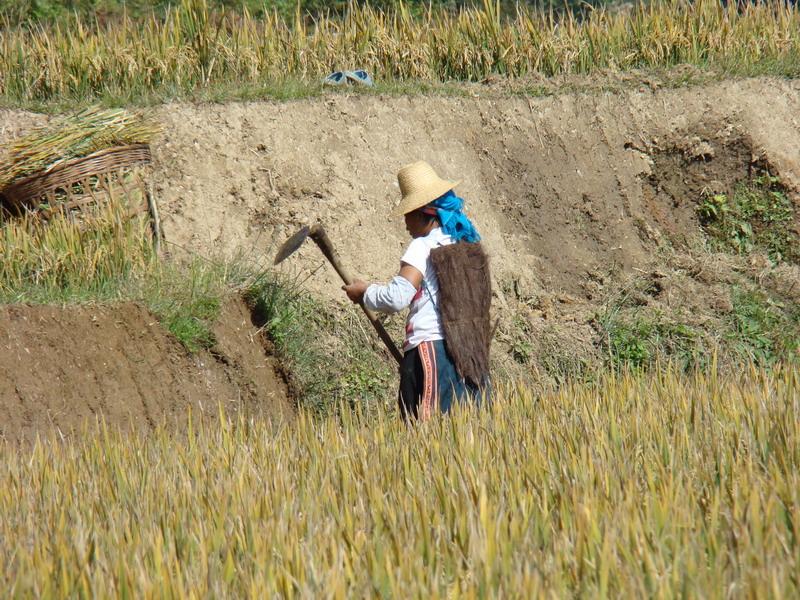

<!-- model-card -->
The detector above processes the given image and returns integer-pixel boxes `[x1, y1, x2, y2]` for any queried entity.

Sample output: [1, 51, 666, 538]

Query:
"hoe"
[274, 225, 403, 365]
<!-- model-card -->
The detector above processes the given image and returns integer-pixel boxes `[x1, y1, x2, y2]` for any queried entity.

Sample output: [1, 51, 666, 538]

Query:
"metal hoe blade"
[271, 223, 403, 364]
[273, 226, 310, 265]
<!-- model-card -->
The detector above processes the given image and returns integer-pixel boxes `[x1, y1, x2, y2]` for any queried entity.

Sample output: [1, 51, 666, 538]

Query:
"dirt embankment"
[1, 75, 799, 425]
[144, 77, 800, 297]
[5, 77, 795, 296]
[141, 76, 799, 376]
[0, 300, 290, 441]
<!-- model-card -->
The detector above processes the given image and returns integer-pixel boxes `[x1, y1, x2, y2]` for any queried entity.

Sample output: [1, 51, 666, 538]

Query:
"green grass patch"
[0, 78, 478, 115]
[245, 273, 397, 414]
[727, 287, 800, 366]
[599, 311, 703, 371]
[698, 174, 800, 264]
[142, 259, 240, 353]
[503, 315, 535, 365]
[597, 279, 799, 372]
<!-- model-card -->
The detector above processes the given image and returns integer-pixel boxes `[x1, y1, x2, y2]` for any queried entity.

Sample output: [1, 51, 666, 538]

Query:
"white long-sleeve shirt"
[363, 228, 453, 351]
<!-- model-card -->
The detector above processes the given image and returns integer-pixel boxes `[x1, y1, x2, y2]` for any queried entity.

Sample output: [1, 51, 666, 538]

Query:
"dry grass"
[0, 0, 798, 105]
[0, 200, 153, 302]
[1, 366, 798, 596]
[0, 200, 264, 352]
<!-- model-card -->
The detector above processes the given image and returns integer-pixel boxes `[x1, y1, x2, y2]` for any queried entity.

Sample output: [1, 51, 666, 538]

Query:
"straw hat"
[392, 161, 460, 216]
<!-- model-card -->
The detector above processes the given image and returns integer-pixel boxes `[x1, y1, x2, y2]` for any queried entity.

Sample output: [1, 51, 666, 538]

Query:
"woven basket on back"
[0, 144, 162, 250]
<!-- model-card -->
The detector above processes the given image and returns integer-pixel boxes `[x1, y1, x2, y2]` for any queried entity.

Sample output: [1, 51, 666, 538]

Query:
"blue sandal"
[322, 71, 346, 86]
[345, 69, 374, 86]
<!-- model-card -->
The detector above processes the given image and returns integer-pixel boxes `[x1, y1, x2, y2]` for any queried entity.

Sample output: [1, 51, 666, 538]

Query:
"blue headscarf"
[427, 190, 481, 243]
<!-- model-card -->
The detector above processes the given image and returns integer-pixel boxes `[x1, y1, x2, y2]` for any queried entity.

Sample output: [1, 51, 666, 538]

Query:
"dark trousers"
[398, 339, 488, 420]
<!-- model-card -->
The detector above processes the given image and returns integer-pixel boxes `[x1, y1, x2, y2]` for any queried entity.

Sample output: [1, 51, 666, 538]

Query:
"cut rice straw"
[0, 106, 161, 189]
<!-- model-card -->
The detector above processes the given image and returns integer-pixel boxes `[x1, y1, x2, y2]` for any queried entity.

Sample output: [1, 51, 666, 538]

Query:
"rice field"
[1, 0, 798, 105]
[1, 2, 798, 595]
[0, 201, 153, 302]
[1, 366, 798, 596]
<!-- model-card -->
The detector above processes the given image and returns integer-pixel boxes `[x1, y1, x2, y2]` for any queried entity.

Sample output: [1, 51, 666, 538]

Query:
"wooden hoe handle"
[309, 225, 404, 365]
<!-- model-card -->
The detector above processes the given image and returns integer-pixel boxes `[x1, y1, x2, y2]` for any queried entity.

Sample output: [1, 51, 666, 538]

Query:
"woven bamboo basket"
[0, 144, 162, 251]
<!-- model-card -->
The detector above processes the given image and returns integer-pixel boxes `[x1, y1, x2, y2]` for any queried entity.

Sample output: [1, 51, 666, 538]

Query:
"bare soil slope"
[145, 77, 799, 301]
[4, 78, 796, 297]
[0, 300, 290, 441]
[1, 75, 798, 404]
[143, 76, 799, 378]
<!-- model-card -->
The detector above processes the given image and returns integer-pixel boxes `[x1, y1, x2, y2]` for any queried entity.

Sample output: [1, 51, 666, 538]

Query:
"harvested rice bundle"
[0, 106, 161, 188]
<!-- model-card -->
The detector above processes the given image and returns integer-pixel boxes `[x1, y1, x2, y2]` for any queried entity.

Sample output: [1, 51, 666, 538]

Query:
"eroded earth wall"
[0, 301, 290, 441]
[146, 78, 800, 301]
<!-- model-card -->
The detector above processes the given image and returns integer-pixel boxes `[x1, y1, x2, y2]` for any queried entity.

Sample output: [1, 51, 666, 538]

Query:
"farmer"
[343, 161, 491, 420]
